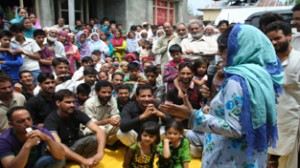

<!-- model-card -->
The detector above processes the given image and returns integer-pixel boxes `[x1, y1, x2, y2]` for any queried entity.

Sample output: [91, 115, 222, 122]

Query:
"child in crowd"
[0, 30, 23, 83]
[212, 61, 225, 91]
[158, 120, 190, 168]
[123, 62, 147, 93]
[33, 29, 54, 74]
[123, 121, 160, 168]
[193, 59, 209, 87]
[139, 40, 153, 61]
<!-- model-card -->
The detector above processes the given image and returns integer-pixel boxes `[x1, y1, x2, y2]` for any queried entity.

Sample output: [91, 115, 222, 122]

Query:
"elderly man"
[44, 27, 66, 58]
[167, 23, 188, 60]
[180, 19, 218, 64]
[154, 22, 176, 75]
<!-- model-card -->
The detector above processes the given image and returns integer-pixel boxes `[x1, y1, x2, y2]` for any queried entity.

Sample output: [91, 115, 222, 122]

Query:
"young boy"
[10, 23, 41, 84]
[0, 30, 23, 83]
[123, 62, 147, 95]
[33, 29, 55, 73]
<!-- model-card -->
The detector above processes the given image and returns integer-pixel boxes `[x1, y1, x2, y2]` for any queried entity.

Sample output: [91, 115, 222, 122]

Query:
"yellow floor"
[67, 147, 201, 168]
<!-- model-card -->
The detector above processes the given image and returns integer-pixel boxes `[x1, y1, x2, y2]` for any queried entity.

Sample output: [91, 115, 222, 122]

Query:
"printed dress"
[124, 143, 156, 168]
[190, 78, 268, 168]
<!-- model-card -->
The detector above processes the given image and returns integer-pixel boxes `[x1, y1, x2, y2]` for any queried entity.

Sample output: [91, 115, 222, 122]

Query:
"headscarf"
[125, 53, 137, 62]
[57, 30, 73, 54]
[10, 7, 26, 24]
[126, 31, 139, 53]
[110, 32, 124, 47]
[88, 32, 104, 52]
[223, 23, 284, 155]
[75, 31, 91, 58]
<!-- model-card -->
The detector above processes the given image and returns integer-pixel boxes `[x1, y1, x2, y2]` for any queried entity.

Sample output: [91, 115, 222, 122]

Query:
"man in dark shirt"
[26, 73, 56, 127]
[166, 62, 202, 109]
[116, 84, 131, 114]
[117, 84, 169, 146]
[44, 89, 106, 167]
[0, 106, 65, 168]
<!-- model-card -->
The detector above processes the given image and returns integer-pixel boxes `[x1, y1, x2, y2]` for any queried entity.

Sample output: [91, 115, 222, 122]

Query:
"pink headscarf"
[57, 30, 73, 54]
[110, 32, 124, 47]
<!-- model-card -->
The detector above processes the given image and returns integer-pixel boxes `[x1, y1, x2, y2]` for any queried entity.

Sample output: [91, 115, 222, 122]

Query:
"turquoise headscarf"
[223, 23, 284, 154]
[10, 7, 26, 24]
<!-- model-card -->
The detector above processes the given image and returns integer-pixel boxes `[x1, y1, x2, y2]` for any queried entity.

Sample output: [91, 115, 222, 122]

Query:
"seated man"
[117, 84, 170, 146]
[83, 80, 120, 146]
[116, 84, 131, 114]
[0, 106, 65, 168]
[44, 89, 106, 167]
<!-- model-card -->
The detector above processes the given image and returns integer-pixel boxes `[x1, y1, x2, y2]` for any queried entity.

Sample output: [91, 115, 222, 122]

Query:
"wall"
[102, 0, 127, 29]
[126, 0, 148, 31]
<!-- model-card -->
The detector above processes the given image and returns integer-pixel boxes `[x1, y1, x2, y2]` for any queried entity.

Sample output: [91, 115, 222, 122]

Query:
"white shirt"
[180, 35, 218, 60]
[44, 40, 66, 58]
[11, 37, 41, 71]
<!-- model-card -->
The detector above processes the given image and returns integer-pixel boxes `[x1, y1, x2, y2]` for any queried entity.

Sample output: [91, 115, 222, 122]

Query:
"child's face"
[129, 69, 139, 79]
[170, 52, 182, 62]
[121, 65, 128, 72]
[166, 127, 181, 143]
[141, 131, 157, 146]
[197, 64, 208, 76]
[77, 93, 89, 103]
[0, 36, 11, 48]
[34, 35, 45, 45]
[145, 72, 157, 85]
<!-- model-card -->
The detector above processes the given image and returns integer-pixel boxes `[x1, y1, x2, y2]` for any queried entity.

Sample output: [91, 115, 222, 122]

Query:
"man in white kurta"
[180, 19, 218, 64]
[266, 21, 300, 168]
[291, 4, 300, 51]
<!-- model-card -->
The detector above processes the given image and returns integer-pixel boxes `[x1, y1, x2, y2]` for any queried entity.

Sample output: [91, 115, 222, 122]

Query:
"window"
[153, 0, 175, 25]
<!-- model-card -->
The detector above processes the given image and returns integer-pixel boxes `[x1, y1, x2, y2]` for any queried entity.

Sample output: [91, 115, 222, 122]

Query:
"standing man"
[181, 19, 218, 63]
[291, 4, 300, 51]
[0, 106, 65, 168]
[52, 18, 69, 31]
[44, 89, 106, 167]
[167, 23, 188, 60]
[83, 80, 120, 146]
[265, 21, 300, 168]
[154, 22, 176, 75]
[0, 74, 26, 134]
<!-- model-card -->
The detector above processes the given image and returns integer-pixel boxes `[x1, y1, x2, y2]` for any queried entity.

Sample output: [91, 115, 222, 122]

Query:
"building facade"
[1, 0, 188, 30]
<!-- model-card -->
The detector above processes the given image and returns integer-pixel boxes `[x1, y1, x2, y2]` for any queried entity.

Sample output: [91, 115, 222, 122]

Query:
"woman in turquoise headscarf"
[10, 7, 27, 24]
[160, 23, 284, 168]
[23, 17, 35, 39]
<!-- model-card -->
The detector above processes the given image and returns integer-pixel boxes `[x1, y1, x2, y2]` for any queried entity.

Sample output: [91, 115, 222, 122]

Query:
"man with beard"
[154, 22, 176, 75]
[76, 67, 98, 97]
[44, 27, 66, 58]
[166, 62, 202, 128]
[18, 70, 36, 100]
[167, 23, 188, 60]
[26, 73, 56, 127]
[291, 4, 300, 51]
[0, 74, 26, 134]
[181, 19, 218, 64]
[117, 84, 169, 146]
[265, 21, 300, 168]
[83, 80, 120, 146]
[44, 89, 106, 167]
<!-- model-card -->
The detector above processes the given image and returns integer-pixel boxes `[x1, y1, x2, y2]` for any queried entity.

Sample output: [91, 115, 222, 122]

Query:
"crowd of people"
[0, 3, 299, 168]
